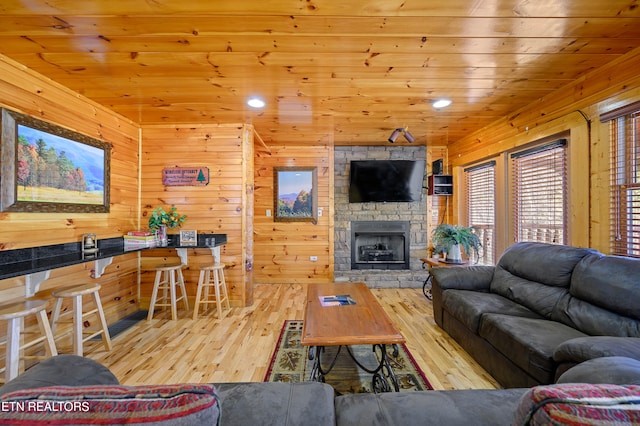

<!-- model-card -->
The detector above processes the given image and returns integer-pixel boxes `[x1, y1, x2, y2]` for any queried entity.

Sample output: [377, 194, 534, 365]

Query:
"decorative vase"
[156, 225, 168, 246]
[447, 244, 462, 263]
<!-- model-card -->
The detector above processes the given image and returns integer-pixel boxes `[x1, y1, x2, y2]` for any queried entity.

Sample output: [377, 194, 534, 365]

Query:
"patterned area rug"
[264, 320, 433, 394]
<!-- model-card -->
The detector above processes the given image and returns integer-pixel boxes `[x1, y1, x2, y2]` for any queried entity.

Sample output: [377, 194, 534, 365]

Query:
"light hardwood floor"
[84, 283, 499, 390]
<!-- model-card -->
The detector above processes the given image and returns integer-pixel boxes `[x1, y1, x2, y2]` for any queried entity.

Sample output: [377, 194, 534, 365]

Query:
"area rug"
[264, 320, 433, 394]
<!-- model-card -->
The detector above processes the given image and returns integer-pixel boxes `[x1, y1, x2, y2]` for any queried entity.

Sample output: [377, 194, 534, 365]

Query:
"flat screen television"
[349, 160, 426, 203]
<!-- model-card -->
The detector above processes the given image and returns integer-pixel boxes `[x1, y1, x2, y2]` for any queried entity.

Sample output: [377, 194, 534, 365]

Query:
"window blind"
[610, 112, 640, 257]
[465, 161, 496, 265]
[511, 140, 567, 245]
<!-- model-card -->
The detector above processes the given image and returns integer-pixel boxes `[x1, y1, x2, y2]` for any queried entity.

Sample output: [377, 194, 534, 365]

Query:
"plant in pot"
[431, 223, 482, 264]
[148, 206, 187, 245]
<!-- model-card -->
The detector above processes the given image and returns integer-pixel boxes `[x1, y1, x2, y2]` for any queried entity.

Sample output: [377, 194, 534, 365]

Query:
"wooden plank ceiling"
[0, 1, 639, 146]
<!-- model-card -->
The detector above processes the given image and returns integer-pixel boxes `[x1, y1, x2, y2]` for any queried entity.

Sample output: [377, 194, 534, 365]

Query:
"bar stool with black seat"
[193, 263, 230, 320]
[148, 262, 189, 321]
[50, 283, 112, 356]
[0, 299, 58, 382]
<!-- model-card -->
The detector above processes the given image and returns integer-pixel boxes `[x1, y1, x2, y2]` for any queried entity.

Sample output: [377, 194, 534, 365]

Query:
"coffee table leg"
[371, 344, 399, 393]
[342, 344, 400, 393]
[309, 345, 343, 383]
[309, 344, 401, 392]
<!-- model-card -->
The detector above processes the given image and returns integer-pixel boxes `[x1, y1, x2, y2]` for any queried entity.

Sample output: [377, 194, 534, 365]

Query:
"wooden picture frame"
[179, 230, 198, 246]
[274, 166, 318, 224]
[0, 108, 111, 213]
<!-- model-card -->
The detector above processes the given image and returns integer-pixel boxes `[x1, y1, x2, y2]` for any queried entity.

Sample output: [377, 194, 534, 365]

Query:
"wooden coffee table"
[301, 282, 405, 392]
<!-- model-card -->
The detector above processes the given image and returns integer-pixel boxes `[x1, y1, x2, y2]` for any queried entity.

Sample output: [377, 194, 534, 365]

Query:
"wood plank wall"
[3, 37, 639, 352]
[447, 47, 640, 255]
[426, 145, 450, 252]
[0, 54, 141, 329]
[253, 143, 333, 284]
[139, 124, 253, 307]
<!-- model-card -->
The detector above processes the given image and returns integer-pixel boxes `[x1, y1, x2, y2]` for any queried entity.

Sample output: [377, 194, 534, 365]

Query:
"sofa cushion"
[550, 254, 640, 337]
[335, 388, 527, 426]
[557, 357, 640, 385]
[0, 383, 220, 425]
[553, 336, 640, 363]
[489, 243, 595, 318]
[0, 354, 119, 397]
[493, 242, 596, 289]
[442, 290, 542, 333]
[490, 274, 569, 319]
[215, 382, 335, 426]
[551, 293, 640, 337]
[570, 254, 640, 321]
[479, 314, 586, 384]
[513, 383, 640, 425]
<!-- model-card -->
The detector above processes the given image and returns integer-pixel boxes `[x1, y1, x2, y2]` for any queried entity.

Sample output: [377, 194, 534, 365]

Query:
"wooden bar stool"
[148, 263, 189, 321]
[50, 283, 112, 356]
[193, 263, 230, 320]
[0, 299, 58, 382]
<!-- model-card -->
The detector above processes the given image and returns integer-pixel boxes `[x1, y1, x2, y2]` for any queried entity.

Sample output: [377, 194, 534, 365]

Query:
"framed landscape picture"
[274, 166, 318, 223]
[0, 108, 110, 213]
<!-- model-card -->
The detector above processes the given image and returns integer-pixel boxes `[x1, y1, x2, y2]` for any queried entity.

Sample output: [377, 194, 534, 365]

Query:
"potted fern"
[431, 223, 482, 263]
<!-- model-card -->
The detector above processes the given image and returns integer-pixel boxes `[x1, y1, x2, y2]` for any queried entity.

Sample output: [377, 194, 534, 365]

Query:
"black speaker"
[432, 159, 443, 175]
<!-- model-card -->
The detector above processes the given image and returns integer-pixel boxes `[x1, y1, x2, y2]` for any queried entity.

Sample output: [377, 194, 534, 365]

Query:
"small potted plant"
[431, 223, 481, 263]
[148, 206, 187, 245]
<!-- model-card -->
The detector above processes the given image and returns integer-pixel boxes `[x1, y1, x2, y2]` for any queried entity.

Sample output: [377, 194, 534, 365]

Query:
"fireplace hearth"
[351, 221, 410, 270]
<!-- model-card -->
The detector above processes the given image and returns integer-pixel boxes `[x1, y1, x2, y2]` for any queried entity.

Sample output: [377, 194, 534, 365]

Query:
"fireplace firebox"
[351, 221, 410, 270]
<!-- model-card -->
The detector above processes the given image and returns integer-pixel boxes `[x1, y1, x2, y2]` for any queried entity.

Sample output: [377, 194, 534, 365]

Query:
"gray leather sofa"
[1, 354, 640, 425]
[431, 241, 640, 388]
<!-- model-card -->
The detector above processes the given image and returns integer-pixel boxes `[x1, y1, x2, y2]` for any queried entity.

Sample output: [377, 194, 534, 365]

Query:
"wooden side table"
[420, 257, 469, 300]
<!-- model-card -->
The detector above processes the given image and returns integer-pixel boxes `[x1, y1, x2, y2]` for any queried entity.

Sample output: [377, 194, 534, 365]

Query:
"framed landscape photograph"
[0, 108, 110, 213]
[274, 166, 318, 223]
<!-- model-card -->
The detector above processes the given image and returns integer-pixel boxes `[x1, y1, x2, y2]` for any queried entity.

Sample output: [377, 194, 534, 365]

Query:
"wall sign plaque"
[162, 167, 209, 186]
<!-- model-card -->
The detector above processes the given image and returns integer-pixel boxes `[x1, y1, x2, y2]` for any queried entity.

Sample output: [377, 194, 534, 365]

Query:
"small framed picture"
[274, 166, 318, 224]
[179, 230, 197, 246]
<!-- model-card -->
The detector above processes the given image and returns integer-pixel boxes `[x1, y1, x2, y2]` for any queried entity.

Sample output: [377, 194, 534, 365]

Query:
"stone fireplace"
[334, 146, 428, 288]
[351, 221, 410, 270]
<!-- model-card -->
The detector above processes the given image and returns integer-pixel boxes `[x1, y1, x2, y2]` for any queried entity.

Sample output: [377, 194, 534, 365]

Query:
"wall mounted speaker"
[432, 159, 443, 175]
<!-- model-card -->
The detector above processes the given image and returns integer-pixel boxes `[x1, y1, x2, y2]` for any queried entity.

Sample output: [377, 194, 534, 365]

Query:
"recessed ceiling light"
[247, 97, 266, 108]
[432, 99, 452, 109]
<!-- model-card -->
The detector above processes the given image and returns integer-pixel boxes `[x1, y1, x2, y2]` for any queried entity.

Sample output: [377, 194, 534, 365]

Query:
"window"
[510, 140, 567, 245]
[610, 111, 640, 257]
[465, 161, 496, 265]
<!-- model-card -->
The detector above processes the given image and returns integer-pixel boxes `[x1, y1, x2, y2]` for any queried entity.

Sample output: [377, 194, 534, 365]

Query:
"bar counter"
[0, 233, 227, 296]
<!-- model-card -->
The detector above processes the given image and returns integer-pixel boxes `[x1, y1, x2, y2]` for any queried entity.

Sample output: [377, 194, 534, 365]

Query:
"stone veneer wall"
[334, 146, 428, 288]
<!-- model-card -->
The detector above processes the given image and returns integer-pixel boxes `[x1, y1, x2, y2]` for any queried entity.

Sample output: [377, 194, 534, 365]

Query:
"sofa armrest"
[557, 356, 640, 385]
[430, 265, 495, 292]
[553, 336, 640, 364]
[430, 265, 494, 327]
[0, 354, 119, 397]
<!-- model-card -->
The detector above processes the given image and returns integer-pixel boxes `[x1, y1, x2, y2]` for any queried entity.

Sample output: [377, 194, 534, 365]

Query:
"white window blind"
[511, 140, 567, 245]
[465, 161, 496, 265]
[610, 112, 640, 257]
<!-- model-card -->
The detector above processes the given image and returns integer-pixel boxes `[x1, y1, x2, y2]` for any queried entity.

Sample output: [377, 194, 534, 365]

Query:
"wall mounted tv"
[349, 160, 426, 203]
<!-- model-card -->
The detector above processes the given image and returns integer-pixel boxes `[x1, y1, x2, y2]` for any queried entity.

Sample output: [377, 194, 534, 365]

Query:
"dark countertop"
[0, 233, 227, 281]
